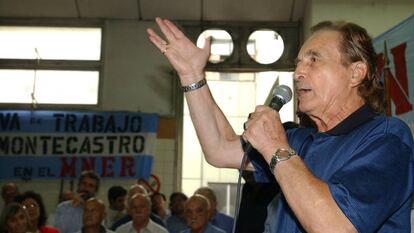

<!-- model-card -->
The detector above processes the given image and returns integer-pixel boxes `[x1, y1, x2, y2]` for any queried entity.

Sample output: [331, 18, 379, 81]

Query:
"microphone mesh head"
[273, 85, 292, 104]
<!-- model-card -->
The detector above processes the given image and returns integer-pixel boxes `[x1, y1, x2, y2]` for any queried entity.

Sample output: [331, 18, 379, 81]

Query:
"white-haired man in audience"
[115, 193, 168, 233]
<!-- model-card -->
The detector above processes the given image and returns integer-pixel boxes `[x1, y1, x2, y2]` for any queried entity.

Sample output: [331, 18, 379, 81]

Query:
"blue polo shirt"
[247, 105, 414, 232]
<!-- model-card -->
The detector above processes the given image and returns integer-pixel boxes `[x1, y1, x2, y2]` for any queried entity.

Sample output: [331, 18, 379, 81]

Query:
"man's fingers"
[155, 17, 176, 42]
[147, 29, 170, 54]
[203, 36, 212, 54]
[163, 19, 185, 39]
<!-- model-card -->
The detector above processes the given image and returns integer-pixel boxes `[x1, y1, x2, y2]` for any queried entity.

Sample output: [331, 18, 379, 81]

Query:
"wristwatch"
[269, 147, 296, 174]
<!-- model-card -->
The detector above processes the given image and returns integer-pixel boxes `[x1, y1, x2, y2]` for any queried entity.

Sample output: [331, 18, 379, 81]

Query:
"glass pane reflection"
[196, 29, 234, 63]
[247, 29, 284, 64]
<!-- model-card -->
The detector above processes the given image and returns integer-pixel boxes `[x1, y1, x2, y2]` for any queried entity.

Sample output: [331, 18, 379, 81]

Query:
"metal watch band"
[269, 147, 296, 174]
[181, 78, 207, 92]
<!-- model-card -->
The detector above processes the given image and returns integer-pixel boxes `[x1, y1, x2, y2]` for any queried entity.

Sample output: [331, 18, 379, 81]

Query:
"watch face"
[275, 148, 296, 160]
[278, 150, 291, 158]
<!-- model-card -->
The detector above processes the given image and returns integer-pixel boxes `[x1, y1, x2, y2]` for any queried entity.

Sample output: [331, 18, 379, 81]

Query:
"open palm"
[147, 17, 211, 81]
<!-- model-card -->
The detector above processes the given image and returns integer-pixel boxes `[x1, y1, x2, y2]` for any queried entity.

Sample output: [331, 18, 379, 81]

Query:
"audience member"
[115, 193, 167, 233]
[151, 193, 168, 223]
[105, 186, 127, 228]
[181, 195, 225, 233]
[194, 188, 233, 233]
[76, 198, 114, 233]
[0, 202, 30, 233]
[110, 185, 165, 230]
[59, 192, 74, 204]
[54, 170, 100, 233]
[14, 191, 59, 233]
[2, 183, 19, 206]
[166, 192, 188, 233]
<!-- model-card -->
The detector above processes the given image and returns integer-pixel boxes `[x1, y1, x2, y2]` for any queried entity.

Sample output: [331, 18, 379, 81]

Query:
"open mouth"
[297, 88, 311, 95]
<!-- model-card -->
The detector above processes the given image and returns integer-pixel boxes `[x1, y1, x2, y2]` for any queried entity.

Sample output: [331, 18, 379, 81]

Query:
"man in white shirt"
[115, 193, 167, 233]
[76, 198, 114, 233]
[54, 170, 100, 233]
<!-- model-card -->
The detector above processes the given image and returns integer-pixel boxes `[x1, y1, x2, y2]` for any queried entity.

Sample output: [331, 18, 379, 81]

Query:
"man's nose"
[293, 63, 304, 80]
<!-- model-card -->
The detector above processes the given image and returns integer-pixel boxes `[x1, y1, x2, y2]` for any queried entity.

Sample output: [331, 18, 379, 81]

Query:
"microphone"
[268, 85, 293, 111]
[242, 84, 292, 147]
[233, 85, 293, 232]
[243, 85, 293, 131]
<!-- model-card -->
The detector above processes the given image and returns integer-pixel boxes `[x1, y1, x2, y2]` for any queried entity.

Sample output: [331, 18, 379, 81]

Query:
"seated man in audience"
[194, 188, 233, 233]
[182, 195, 225, 233]
[110, 184, 165, 230]
[115, 193, 168, 233]
[151, 192, 168, 224]
[76, 198, 114, 233]
[105, 186, 127, 228]
[54, 170, 101, 233]
[166, 192, 188, 233]
[1, 182, 19, 209]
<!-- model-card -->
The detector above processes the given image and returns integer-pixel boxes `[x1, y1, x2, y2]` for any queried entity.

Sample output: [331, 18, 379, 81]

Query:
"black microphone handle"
[243, 96, 286, 172]
[269, 96, 285, 112]
[244, 95, 284, 152]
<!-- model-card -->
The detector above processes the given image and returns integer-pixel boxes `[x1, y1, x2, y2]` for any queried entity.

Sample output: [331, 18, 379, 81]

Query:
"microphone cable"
[230, 84, 292, 233]
[231, 147, 249, 233]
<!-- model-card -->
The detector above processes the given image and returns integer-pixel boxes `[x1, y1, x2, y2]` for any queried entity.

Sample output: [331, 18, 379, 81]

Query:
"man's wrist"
[269, 147, 296, 174]
[181, 78, 207, 92]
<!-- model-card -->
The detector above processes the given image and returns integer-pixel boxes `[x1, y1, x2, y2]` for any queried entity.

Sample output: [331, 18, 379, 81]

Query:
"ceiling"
[0, 0, 307, 22]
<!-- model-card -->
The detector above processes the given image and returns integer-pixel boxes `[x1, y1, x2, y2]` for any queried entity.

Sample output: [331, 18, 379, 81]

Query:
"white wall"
[303, 0, 414, 38]
[101, 20, 176, 115]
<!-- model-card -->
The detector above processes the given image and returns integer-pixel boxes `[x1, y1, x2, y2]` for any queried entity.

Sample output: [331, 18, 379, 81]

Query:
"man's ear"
[350, 61, 368, 87]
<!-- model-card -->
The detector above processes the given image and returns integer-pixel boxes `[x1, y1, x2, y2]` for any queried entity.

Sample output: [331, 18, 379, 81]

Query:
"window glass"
[0, 26, 101, 60]
[0, 25, 101, 105]
[196, 29, 233, 63]
[0, 69, 99, 104]
[247, 29, 284, 64]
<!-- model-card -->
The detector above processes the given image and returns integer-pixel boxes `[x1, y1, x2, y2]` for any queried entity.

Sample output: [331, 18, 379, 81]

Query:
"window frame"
[181, 20, 301, 72]
[0, 18, 105, 109]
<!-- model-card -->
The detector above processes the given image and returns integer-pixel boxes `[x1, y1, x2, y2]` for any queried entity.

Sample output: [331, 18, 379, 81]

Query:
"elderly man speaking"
[147, 18, 414, 233]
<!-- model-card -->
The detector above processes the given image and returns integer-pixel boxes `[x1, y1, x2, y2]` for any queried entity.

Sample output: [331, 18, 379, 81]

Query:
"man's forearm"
[275, 156, 357, 233]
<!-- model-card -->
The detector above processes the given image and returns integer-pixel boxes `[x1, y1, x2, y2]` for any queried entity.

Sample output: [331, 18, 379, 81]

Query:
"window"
[0, 25, 102, 105]
[182, 71, 295, 215]
[247, 29, 284, 64]
[196, 29, 234, 64]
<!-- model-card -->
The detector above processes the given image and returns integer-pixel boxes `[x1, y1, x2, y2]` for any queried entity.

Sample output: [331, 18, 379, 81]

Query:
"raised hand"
[147, 17, 211, 85]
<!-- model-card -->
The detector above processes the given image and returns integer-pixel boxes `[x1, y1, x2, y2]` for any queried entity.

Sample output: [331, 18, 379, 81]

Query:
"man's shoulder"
[215, 212, 233, 221]
[56, 200, 83, 214]
[148, 219, 168, 233]
[386, 116, 412, 134]
[114, 221, 132, 233]
[166, 214, 177, 223]
[206, 223, 226, 233]
[105, 229, 116, 233]
[56, 200, 72, 209]
[55, 200, 78, 216]
[364, 115, 413, 146]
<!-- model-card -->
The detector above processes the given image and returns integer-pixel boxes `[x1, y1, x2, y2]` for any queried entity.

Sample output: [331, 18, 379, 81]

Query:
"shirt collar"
[81, 225, 106, 233]
[324, 104, 379, 135]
